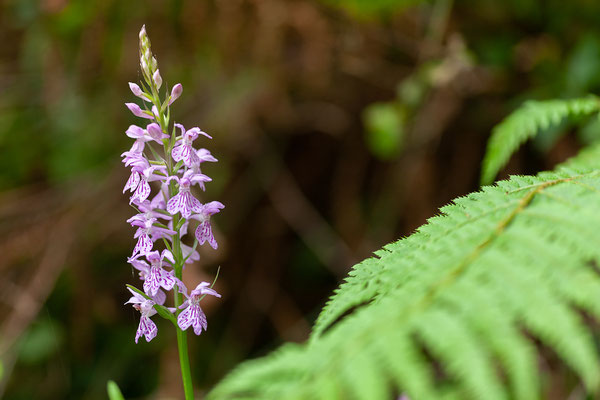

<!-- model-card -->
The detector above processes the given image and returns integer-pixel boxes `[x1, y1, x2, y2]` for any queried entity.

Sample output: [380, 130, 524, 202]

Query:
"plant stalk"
[174, 285, 194, 399]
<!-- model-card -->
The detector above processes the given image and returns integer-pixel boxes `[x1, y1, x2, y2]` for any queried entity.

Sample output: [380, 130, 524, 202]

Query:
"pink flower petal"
[177, 305, 194, 331]
[123, 171, 141, 193]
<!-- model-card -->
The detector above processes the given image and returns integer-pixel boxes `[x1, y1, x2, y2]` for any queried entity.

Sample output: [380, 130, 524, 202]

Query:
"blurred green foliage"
[364, 102, 406, 160]
[106, 380, 125, 400]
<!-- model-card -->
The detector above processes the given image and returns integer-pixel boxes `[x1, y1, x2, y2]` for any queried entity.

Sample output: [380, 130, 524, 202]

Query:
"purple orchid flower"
[192, 201, 225, 249]
[172, 123, 212, 168]
[177, 282, 221, 335]
[123, 161, 167, 204]
[125, 288, 158, 343]
[142, 250, 178, 297]
[130, 216, 176, 258]
[126, 123, 169, 144]
[174, 149, 217, 190]
[128, 257, 167, 305]
[166, 175, 202, 219]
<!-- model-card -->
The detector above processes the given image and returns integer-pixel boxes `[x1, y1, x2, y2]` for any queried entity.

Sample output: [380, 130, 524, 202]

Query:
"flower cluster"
[123, 26, 222, 343]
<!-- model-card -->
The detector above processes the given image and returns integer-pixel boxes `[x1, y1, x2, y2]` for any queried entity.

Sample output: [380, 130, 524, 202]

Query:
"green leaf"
[107, 380, 125, 400]
[480, 96, 600, 185]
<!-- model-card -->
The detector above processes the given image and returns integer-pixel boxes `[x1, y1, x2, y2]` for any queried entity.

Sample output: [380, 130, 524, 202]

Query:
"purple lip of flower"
[128, 258, 169, 305]
[191, 201, 225, 249]
[166, 176, 202, 219]
[177, 282, 221, 335]
[143, 250, 178, 297]
[125, 287, 158, 343]
[125, 103, 154, 120]
[124, 170, 150, 204]
[124, 164, 169, 205]
[130, 217, 177, 258]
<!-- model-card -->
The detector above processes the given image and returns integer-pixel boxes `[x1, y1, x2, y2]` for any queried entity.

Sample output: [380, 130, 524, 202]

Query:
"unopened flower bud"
[140, 58, 150, 76]
[125, 103, 154, 120]
[151, 56, 157, 70]
[129, 82, 151, 101]
[139, 25, 150, 51]
[147, 123, 169, 141]
[153, 70, 162, 89]
[139, 25, 147, 41]
[169, 83, 183, 105]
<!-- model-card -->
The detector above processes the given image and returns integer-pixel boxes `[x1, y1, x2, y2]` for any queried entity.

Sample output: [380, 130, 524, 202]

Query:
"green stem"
[174, 277, 194, 400]
[171, 182, 194, 399]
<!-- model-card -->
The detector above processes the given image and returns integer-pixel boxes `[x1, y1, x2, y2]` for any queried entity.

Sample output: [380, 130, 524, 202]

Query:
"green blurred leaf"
[18, 319, 63, 365]
[363, 102, 406, 160]
[566, 35, 600, 94]
[107, 380, 125, 400]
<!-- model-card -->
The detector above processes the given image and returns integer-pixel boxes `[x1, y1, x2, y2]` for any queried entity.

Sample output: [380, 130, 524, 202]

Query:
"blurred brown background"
[1, 0, 600, 398]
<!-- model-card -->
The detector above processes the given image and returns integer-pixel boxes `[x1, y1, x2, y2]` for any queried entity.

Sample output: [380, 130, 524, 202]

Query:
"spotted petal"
[172, 144, 190, 164]
[144, 267, 162, 296]
[136, 315, 157, 343]
[159, 269, 176, 291]
[196, 220, 218, 249]
[177, 304, 195, 331]
[133, 233, 153, 257]
[132, 178, 151, 203]
[167, 192, 184, 215]
[192, 306, 208, 335]
[124, 171, 141, 193]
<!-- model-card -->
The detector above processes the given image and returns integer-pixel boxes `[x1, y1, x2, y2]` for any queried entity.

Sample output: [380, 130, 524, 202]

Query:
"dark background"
[1, 0, 600, 398]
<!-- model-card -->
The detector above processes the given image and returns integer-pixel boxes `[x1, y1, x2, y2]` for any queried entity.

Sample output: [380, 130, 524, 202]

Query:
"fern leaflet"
[480, 96, 600, 185]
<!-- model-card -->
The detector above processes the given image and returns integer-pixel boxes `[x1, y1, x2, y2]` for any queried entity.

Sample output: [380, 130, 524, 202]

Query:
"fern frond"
[208, 143, 600, 400]
[480, 96, 600, 185]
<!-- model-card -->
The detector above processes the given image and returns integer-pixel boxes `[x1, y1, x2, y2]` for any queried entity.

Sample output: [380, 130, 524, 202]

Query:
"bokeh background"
[2, 0, 600, 398]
